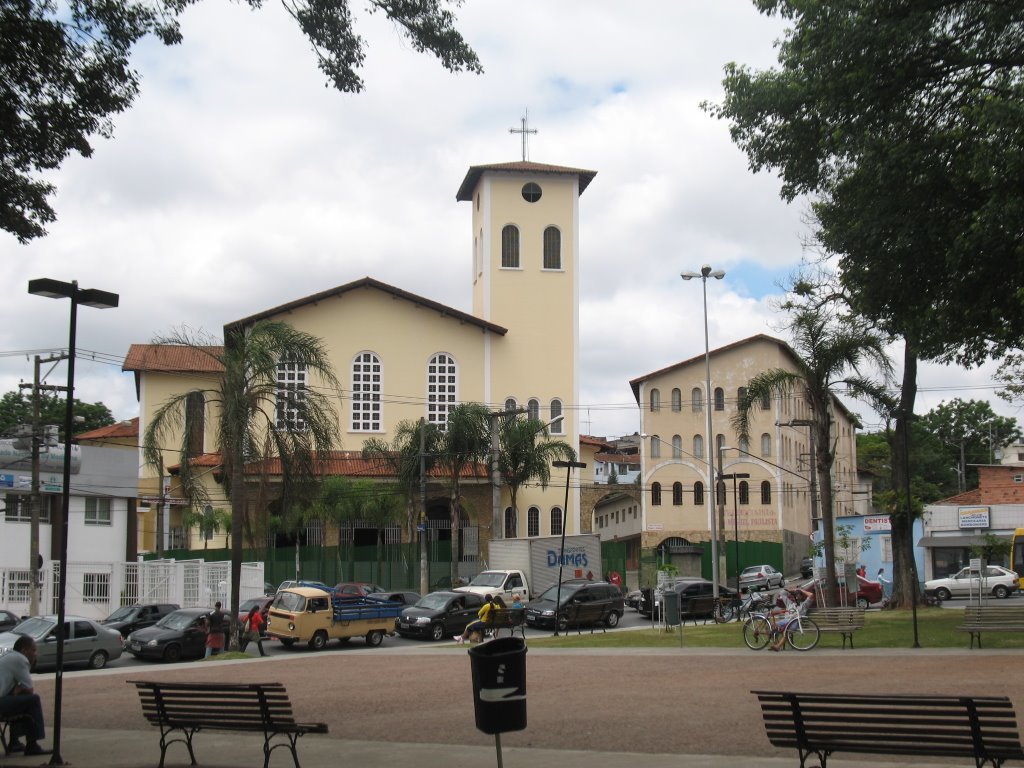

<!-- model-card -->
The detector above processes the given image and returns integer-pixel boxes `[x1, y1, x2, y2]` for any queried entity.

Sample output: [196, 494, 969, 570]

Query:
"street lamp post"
[681, 265, 725, 600]
[551, 459, 586, 637]
[719, 472, 749, 593]
[28, 278, 118, 766]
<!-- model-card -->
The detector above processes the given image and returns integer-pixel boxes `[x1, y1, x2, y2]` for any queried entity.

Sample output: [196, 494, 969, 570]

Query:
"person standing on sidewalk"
[0, 635, 51, 756]
[205, 602, 226, 658]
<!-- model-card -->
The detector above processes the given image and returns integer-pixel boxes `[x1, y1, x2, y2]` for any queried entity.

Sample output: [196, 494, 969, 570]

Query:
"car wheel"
[88, 650, 108, 670]
[993, 585, 1010, 599]
[309, 630, 328, 651]
[935, 587, 952, 602]
[163, 644, 182, 663]
[605, 612, 620, 628]
[431, 623, 445, 642]
[280, 638, 295, 648]
[856, 596, 869, 610]
[556, 616, 569, 633]
[366, 630, 385, 647]
[779, 577, 786, 588]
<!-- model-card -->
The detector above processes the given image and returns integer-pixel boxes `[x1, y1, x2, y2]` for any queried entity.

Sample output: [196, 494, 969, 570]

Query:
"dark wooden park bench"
[681, 595, 718, 625]
[754, 690, 1024, 768]
[130, 680, 328, 768]
[809, 607, 865, 649]
[0, 710, 34, 755]
[486, 607, 526, 639]
[959, 605, 1024, 649]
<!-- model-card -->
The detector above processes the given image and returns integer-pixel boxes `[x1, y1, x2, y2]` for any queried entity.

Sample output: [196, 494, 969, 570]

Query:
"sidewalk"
[0, 727, 964, 768]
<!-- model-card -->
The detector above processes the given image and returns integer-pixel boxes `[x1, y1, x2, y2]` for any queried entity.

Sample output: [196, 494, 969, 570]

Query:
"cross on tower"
[509, 110, 538, 161]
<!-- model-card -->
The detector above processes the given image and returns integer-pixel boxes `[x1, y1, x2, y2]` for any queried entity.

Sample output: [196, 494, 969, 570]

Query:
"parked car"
[333, 582, 386, 600]
[237, 596, 275, 624]
[624, 589, 642, 611]
[738, 564, 786, 591]
[125, 607, 213, 662]
[925, 565, 1019, 601]
[276, 580, 330, 593]
[396, 591, 483, 641]
[800, 575, 884, 609]
[101, 602, 180, 638]
[366, 590, 421, 607]
[524, 580, 624, 631]
[0, 615, 123, 670]
[0, 609, 22, 633]
[638, 579, 737, 619]
[800, 557, 814, 578]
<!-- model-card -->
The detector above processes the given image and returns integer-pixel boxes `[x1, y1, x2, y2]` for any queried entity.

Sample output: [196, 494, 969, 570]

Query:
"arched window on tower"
[671, 388, 682, 412]
[501, 225, 520, 268]
[549, 399, 564, 433]
[650, 388, 661, 412]
[528, 507, 540, 537]
[651, 482, 662, 506]
[693, 434, 704, 458]
[672, 482, 683, 505]
[672, 435, 682, 459]
[739, 481, 750, 505]
[692, 387, 703, 412]
[550, 507, 563, 536]
[714, 387, 725, 411]
[761, 481, 772, 504]
[543, 226, 561, 269]
[694, 481, 704, 505]
[504, 507, 516, 538]
[528, 399, 540, 421]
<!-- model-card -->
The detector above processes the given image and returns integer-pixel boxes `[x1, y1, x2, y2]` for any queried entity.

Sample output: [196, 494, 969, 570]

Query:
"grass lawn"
[520, 608, 1024, 650]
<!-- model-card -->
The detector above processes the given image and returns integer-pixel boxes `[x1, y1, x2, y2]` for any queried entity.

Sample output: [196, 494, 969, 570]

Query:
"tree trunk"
[229, 461, 244, 651]
[450, 484, 461, 583]
[889, 344, 920, 608]
[816, 420, 840, 605]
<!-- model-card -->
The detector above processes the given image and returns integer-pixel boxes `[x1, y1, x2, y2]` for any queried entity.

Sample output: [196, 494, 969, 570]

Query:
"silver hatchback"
[0, 614, 124, 670]
[738, 564, 785, 591]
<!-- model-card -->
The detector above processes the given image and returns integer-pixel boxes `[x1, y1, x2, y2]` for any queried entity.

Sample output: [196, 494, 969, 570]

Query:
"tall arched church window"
[739, 481, 750, 505]
[650, 388, 660, 412]
[276, 354, 307, 431]
[528, 398, 540, 421]
[692, 388, 703, 412]
[543, 226, 561, 269]
[672, 482, 683, 505]
[351, 352, 381, 431]
[528, 507, 540, 537]
[505, 398, 518, 412]
[672, 435, 682, 459]
[504, 507, 517, 538]
[652, 482, 662, 506]
[671, 388, 682, 412]
[693, 434, 704, 458]
[185, 391, 206, 454]
[651, 435, 661, 458]
[501, 225, 520, 268]
[761, 433, 772, 457]
[761, 481, 772, 504]
[714, 387, 725, 411]
[694, 481, 704, 505]
[427, 353, 458, 428]
[549, 399, 564, 433]
[550, 507, 563, 536]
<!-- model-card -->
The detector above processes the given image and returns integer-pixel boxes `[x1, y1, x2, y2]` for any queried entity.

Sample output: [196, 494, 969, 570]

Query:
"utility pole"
[18, 353, 68, 616]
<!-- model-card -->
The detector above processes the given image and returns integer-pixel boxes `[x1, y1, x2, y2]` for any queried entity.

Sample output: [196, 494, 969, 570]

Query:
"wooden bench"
[810, 607, 865, 648]
[754, 690, 1024, 768]
[486, 608, 526, 639]
[959, 605, 1024, 649]
[0, 711, 34, 756]
[682, 595, 718, 625]
[130, 680, 327, 768]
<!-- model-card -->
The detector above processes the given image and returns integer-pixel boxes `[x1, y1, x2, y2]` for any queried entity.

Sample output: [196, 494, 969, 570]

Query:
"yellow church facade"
[125, 161, 596, 565]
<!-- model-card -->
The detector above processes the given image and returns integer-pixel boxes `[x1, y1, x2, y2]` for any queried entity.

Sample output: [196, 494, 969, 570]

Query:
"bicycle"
[742, 608, 820, 651]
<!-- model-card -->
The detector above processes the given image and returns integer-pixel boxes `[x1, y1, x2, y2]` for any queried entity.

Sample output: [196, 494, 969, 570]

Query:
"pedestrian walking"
[241, 605, 266, 656]
[205, 601, 226, 658]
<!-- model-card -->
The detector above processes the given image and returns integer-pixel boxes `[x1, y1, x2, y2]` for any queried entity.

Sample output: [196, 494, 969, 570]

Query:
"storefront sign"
[958, 506, 990, 529]
[863, 515, 892, 532]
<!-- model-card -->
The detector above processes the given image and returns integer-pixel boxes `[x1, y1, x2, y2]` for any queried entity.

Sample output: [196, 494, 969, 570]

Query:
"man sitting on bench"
[0, 635, 51, 756]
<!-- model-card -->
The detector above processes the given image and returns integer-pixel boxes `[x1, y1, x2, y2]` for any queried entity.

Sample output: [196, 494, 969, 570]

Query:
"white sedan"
[925, 566, 1019, 601]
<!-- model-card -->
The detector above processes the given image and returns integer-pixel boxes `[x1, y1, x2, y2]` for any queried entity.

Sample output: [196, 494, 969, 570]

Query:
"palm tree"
[142, 321, 341, 647]
[498, 416, 577, 537]
[182, 505, 232, 550]
[435, 403, 492, 582]
[732, 303, 893, 605]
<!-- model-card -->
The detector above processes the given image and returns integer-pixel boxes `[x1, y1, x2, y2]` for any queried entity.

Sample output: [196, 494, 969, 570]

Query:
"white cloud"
[1, 0, 1015, 443]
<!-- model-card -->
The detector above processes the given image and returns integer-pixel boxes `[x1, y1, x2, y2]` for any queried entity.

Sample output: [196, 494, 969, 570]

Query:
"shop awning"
[916, 534, 1009, 548]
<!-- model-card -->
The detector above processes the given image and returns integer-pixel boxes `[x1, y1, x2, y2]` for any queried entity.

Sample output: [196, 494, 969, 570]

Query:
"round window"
[521, 182, 542, 203]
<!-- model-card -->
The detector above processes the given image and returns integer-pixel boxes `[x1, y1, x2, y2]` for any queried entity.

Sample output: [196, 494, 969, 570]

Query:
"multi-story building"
[629, 334, 860, 578]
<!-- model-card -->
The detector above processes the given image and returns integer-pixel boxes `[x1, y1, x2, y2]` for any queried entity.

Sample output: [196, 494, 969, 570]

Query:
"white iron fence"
[0, 559, 264, 621]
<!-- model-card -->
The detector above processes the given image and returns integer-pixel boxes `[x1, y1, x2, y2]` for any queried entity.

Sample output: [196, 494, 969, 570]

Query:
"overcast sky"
[1, 1, 1017, 442]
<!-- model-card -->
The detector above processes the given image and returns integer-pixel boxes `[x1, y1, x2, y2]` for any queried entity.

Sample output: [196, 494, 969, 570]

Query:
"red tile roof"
[123, 344, 224, 374]
[76, 418, 139, 440]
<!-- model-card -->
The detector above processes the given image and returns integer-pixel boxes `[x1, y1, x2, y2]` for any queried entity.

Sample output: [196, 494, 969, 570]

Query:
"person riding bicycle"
[769, 586, 813, 651]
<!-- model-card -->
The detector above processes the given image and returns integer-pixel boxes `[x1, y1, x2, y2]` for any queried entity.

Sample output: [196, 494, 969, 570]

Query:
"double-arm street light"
[28, 278, 118, 766]
[680, 265, 725, 600]
[551, 459, 586, 637]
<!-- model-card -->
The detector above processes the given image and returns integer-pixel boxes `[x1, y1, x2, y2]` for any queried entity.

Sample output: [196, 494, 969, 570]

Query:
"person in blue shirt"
[0, 635, 50, 756]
